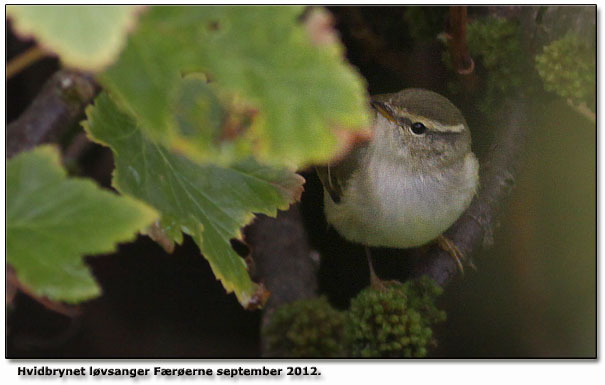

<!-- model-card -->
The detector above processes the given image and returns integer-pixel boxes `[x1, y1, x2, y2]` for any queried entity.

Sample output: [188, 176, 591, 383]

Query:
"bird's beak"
[370, 100, 398, 125]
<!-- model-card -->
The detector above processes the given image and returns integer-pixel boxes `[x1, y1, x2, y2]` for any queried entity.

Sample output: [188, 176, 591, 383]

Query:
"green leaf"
[83, 93, 305, 308]
[7, 5, 140, 71]
[7, 146, 158, 303]
[100, 6, 370, 167]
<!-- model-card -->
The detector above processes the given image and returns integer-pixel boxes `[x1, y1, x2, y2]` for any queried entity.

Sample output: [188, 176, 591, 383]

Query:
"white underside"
[324, 152, 479, 249]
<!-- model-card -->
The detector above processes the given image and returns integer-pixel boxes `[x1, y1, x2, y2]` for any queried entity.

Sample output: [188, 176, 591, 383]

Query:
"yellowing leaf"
[83, 93, 305, 308]
[7, 146, 158, 303]
[100, 6, 370, 167]
[7, 5, 140, 71]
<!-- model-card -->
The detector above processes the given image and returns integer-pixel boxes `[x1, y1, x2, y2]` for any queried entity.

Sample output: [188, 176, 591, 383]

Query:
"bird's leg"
[365, 246, 387, 290]
[436, 234, 476, 274]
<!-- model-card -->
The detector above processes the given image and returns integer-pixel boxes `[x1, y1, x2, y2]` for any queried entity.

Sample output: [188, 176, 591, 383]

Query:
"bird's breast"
[323, 153, 478, 249]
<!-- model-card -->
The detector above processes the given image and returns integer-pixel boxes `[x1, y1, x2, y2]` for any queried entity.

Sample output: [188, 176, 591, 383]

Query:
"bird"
[316, 88, 479, 287]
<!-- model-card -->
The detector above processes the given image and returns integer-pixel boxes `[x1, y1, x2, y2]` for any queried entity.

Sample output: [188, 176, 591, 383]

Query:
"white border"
[2, 2, 602, 384]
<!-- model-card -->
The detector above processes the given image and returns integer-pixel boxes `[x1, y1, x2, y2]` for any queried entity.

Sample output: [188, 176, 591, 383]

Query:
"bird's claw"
[436, 235, 472, 274]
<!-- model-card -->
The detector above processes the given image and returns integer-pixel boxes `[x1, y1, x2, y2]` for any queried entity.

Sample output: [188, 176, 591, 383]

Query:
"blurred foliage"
[7, 5, 140, 71]
[100, 6, 370, 167]
[535, 32, 595, 107]
[84, 93, 304, 308]
[263, 297, 347, 357]
[6, 146, 157, 303]
[7, 6, 370, 309]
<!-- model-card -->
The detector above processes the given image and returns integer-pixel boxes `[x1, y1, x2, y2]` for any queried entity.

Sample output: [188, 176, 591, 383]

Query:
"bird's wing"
[316, 144, 367, 204]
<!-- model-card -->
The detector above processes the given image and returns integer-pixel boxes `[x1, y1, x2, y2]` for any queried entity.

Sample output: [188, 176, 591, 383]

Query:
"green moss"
[535, 32, 595, 106]
[262, 296, 346, 357]
[346, 277, 446, 358]
[466, 17, 527, 111]
[263, 277, 447, 358]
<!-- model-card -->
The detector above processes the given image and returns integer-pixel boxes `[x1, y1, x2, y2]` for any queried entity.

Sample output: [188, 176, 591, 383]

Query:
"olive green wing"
[316, 144, 367, 204]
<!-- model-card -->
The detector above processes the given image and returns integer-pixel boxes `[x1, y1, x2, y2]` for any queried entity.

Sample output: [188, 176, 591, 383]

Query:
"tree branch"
[244, 204, 319, 356]
[411, 97, 529, 285]
[6, 69, 97, 159]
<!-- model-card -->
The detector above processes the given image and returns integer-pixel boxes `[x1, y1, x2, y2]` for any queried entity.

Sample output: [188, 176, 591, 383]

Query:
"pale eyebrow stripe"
[400, 110, 465, 133]
[432, 122, 465, 133]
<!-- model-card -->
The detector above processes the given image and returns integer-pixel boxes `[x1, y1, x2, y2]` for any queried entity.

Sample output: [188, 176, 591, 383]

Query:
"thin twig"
[6, 46, 47, 80]
[6, 69, 98, 159]
[447, 6, 475, 75]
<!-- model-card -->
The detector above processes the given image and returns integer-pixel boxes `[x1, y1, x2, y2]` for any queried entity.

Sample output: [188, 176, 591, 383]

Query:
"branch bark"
[6, 69, 97, 159]
[244, 204, 319, 356]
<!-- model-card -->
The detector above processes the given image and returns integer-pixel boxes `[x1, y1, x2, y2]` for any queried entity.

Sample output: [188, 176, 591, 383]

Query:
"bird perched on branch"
[317, 88, 479, 287]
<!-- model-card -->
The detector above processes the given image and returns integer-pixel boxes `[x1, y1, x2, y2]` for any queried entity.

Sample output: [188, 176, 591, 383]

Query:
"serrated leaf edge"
[7, 145, 159, 303]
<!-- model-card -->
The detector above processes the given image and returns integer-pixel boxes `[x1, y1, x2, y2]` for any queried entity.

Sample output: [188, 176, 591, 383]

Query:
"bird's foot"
[370, 271, 387, 291]
[366, 246, 401, 291]
[436, 235, 475, 274]
[370, 270, 401, 291]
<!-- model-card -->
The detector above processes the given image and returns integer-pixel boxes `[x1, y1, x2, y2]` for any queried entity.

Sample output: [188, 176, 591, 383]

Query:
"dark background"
[6, 6, 596, 358]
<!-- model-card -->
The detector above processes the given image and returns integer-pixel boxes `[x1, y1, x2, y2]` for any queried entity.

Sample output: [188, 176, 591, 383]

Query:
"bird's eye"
[410, 122, 427, 135]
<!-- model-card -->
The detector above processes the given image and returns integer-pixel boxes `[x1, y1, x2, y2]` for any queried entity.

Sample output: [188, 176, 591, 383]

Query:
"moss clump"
[535, 32, 595, 106]
[262, 296, 346, 357]
[466, 17, 527, 110]
[346, 277, 446, 358]
[263, 278, 446, 358]
[466, 17, 525, 87]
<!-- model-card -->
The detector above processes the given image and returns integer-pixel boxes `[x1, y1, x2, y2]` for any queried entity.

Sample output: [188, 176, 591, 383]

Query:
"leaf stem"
[6, 45, 47, 80]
